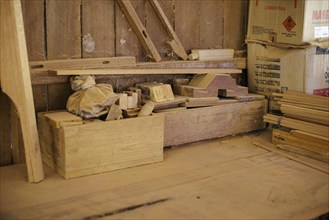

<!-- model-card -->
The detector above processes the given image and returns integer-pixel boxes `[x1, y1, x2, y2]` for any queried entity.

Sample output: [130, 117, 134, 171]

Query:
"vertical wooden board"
[199, 0, 224, 49]
[175, 0, 200, 53]
[115, 0, 145, 61]
[82, 0, 115, 58]
[223, 0, 248, 50]
[145, 0, 174, 60]
[21, 0, 47, 112]
[47, 83, 72, 111]
[46, 0, 81, 59]
[0, 91, 12, 166]
[21, 0, 45, 61]
[46, 0, 80, 110]
[32, 85, 48, 112]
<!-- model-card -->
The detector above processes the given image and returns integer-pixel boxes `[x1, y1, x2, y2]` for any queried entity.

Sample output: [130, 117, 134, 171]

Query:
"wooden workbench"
[0, 130, 328, 219]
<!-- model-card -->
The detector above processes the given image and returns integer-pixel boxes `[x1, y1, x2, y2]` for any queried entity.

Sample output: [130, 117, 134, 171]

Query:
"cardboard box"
[38, 111, 164, 179]
[247, 0, 329, 45]
[247, 42, 329, 99]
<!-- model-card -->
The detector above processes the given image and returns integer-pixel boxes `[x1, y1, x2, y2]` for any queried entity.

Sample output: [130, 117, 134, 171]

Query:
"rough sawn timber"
[160, 99, 267, 146]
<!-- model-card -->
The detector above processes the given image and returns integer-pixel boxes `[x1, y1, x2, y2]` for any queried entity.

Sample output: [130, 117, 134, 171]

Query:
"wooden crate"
[38, 112, 164, 179]
[159, 99, 267, 146]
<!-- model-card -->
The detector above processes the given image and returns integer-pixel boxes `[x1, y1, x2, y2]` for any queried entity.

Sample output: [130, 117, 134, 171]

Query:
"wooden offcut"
[0, 0, 44, 182]
[174, 73, 248, 98]
[136, 82, 175, 102]
[38, 112, 164, 179]
[116, 0, 161, 62]
[189, 49, 234, 61]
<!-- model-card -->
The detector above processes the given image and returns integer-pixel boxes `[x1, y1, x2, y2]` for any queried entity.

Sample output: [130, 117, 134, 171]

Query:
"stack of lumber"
[264, 91, 329, 162]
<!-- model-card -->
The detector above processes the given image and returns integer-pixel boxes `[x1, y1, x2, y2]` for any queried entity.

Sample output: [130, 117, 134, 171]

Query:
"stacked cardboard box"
[246, 0, 329, 109]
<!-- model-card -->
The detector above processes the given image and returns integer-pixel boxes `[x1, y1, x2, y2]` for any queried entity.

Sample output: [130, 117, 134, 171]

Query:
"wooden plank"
[263, 114, 329, 138]
[223, 0, 248, 50]
[30, 57, 136, 72]
[160, 99, 266, 146]
[272, 129, 329, 158]
[1, 131, 329, 219]
[46, 0, 81, 60]
[46, 0, 81, 111]
[54, 68, 242, 75]
[21, 0, 47, 162]
[30, 58, 246, 85]
[32, 85, 48, 113]
[200, 0, 224, 49]
[0, 0, 44, 182]
[189, 49, 234, 61]
[21, 0, 46, 61]
[276, 144, 329, 163]
[253, 141, 329, 174]
[115, 0, 144, 61]
[175, 0, 200, 53]
[38, 113, 164, 179]
[82, 0, 115, 58]
[136, 58, 247, 69]
[145, 0, 174, 60]
[0, 91, 12, 166]
[148, 0, 188, 60]
[280, 104, 329, 126]
[116, 0, 161, 62]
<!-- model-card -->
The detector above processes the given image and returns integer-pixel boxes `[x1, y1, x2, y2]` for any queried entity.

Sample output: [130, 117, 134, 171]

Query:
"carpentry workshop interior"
[0, 0, 328, 219]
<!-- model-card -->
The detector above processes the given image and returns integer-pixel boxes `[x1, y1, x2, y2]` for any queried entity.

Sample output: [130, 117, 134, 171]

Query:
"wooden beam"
[148, 0, 188, 60]
[116, 0, 161, 62]
[0, 0, 44, 182]
[53, 68, 242, 75]
[30, 57, 136, 72]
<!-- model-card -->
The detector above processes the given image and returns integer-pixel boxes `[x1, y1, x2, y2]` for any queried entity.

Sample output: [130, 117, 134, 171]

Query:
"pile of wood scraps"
[264, 91, 329, 163]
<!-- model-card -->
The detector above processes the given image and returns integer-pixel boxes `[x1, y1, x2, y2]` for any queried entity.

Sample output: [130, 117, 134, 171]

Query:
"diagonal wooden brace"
[148, 0, 188, 60]
[116, 0, 161, 62]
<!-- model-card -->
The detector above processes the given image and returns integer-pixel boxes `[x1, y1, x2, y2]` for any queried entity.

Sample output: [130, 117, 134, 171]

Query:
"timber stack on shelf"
[264, 90, 329, 163]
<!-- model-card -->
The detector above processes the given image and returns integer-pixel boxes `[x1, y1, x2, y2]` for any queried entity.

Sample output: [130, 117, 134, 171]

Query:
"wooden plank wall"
[0, 0, 248, 166]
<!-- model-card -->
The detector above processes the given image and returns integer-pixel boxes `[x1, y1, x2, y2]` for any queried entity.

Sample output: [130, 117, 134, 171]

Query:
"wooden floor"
[1, 130, 328, 219]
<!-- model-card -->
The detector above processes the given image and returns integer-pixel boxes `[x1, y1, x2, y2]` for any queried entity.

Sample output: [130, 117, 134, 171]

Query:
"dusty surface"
[1, 129, 328, 219]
